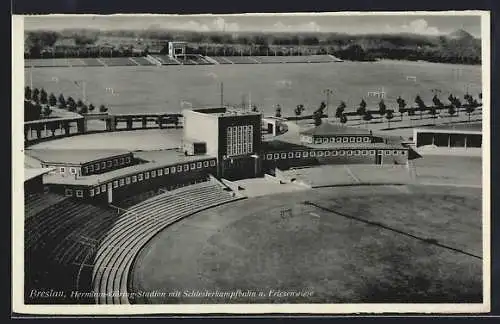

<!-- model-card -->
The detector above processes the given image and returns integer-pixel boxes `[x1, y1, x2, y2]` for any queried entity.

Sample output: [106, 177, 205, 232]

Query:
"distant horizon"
[23, 14, 482, 38]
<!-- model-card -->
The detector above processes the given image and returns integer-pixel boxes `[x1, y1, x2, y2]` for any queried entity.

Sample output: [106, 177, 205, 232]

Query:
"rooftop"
[24, 167, 55, 182]
[26, 149, 131, 165]
[262, 139, 407, 151]
[300, 123, 372, 136]
[44, 151, 216, 186]
[417, 122, 482, 133]
[186, 107, 262, 118]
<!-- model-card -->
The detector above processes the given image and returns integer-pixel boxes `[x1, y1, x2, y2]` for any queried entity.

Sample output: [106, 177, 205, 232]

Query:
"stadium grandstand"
[413, 123, 482, 155]
[24, 105, 421, 305]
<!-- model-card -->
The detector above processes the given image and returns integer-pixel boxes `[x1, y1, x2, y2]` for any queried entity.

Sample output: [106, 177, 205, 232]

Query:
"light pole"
[323, 89, 333, 118]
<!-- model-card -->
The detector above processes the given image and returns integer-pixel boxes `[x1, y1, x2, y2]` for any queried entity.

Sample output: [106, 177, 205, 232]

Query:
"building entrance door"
[376, 152, 383, 165]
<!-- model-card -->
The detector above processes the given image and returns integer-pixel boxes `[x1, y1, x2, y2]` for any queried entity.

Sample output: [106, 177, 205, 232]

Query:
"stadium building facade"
[183, 108, 262, 180]
[26, 106, 412, 203]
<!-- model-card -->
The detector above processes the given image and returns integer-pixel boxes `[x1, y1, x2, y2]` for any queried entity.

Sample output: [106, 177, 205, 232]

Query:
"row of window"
[63, 159, 217, 197]
[83, 156, 132, 174]
[313, 136, 372, 144]
[59, 166, 78, 175]
[264, 149, 406, 160]
[227, 125, 254, 156]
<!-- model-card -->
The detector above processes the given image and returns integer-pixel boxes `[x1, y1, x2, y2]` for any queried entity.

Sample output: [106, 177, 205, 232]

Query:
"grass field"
[129, 184, 482, 304]
[25, 60, 481, 116]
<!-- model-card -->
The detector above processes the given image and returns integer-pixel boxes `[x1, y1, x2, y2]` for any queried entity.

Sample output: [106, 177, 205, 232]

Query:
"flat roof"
[300, 123, 372, 136]
[24, 167, 55, 182]
[44, 151, 216, 186]
[417, 123, 482, 133]
[262, 139, 407, 151]
[186, 108, 261, 118]
[26, 149, 131, 165]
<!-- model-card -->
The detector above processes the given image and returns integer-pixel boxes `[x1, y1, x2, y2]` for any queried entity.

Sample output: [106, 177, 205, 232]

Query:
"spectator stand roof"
[43, 151, 216, 186]
[25, 149, 132, 165]
[416, 122, 482, 134]
[24, 167, 55, 182]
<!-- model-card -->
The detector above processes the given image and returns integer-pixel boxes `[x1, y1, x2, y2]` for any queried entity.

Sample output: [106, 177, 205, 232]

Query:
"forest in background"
[24, 28, 481, 65]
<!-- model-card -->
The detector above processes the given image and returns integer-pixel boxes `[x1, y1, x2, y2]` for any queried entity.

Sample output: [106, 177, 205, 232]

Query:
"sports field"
[129, 184, 482, 304]
[25, 60, 481, 115]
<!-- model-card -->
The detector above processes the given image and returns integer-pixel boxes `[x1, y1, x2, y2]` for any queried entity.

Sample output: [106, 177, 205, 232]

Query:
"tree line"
[275, 92, 482, 129]
[24, 86, 108, 121]
[25, 29, 481, 65]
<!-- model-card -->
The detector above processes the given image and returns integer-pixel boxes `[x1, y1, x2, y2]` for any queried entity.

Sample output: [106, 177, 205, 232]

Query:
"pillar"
[24, 126, 28, 141]
[63, 121, 70, 136]
[157, 116, 163, 129]
[126, 117, 133, 130]
[142, 116, 147, 128]
[465, 135, 468, 149]
[36, 125, 42, 139]
[77, 119, 85, 133]
[447, 134, 451, 148]
[107, 186, 113, 203]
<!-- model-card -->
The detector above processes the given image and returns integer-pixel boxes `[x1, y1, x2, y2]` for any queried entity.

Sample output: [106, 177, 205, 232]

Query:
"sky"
[23, 13, 482, 37]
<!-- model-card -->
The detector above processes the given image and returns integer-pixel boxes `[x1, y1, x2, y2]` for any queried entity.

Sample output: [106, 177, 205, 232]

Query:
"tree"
[32, 88, 40, 102]
[67, 98, 77, 112]
[415, 95, 426, 119]
[448, 106, 456, 123]
[357, 99, 367, 116]
[76, 99, 84, 108]
[432, 94, 444, 109]
[25, 86, 32, 101]
[340, 114, 348, 125]
[58, 94, 66, 108]
[78, 104, 88, 114]
[40, 89, 48, 105]
[378, 99, 387, 115]
[42, 105, 52, 117]
[465, 105, 476, 123]
[429, 106, 438, 124]
[313, 112, 322, 126]
[88, 103, 95, 112]
[99, 104, 108, 113]
[335, 101, 346, 118]
[294, 104, 305, 117]
[362, 111, 373, 125]
[396, 96, 406, 121]
[385, 110, 394, 128]
[48, 93, 57, 107]
[275, 104, 282, 118]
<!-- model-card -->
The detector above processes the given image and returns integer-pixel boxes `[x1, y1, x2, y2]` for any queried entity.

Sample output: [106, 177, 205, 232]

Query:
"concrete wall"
[183, 110, 219, 159]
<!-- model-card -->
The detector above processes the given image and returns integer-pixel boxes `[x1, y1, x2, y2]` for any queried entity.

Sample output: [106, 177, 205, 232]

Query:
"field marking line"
[308, 201, 482, 260]
[343, 165, 360, 183]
